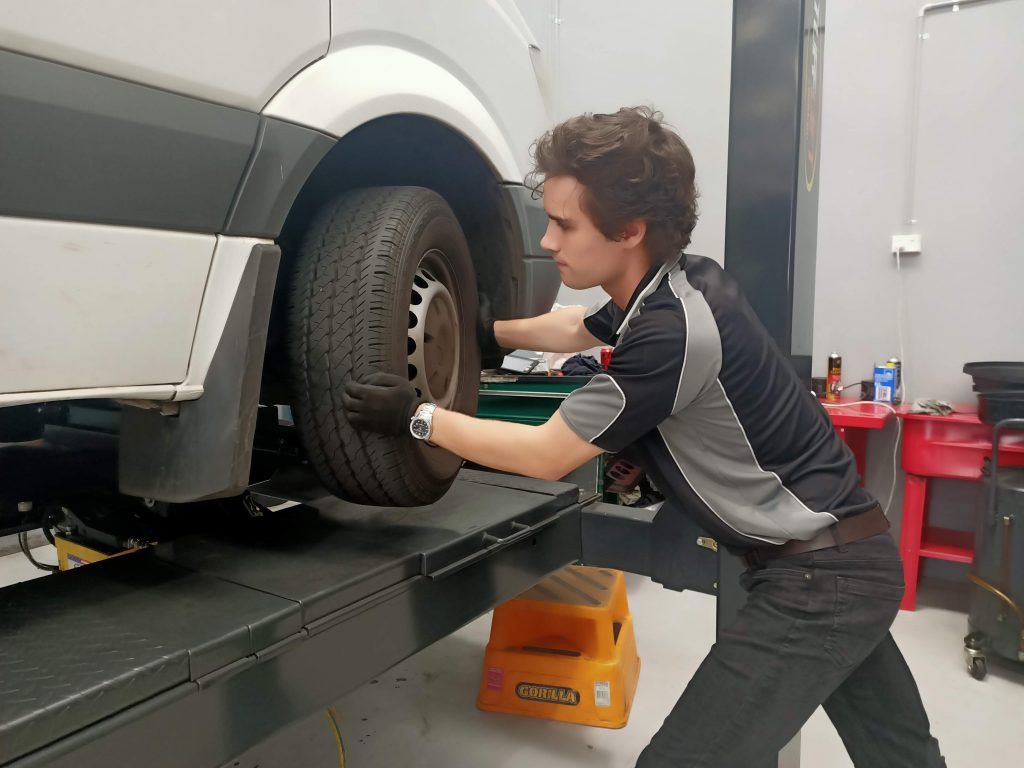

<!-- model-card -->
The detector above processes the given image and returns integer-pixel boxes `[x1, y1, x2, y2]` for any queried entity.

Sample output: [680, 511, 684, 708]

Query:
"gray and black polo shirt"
[560, 255, 875, 552]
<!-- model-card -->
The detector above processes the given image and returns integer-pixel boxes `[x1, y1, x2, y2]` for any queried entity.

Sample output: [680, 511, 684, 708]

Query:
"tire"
[288, 186, 480, 506]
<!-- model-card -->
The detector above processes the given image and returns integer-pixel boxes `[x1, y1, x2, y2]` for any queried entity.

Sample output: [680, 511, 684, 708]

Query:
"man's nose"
[540, 224, 557, 254]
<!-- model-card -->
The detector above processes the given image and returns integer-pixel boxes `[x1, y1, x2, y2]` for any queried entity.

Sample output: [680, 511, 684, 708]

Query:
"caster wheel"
[964, 632, 988, 680]
[968, 655, 987, 681]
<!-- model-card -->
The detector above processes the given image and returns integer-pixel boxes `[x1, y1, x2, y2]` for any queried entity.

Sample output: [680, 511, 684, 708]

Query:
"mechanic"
[342, 106, 946, 767]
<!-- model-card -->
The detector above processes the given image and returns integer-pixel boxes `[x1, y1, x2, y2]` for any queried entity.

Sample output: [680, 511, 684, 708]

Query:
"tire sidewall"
[382, 194, 479, 495]
[291, 186, 480, 505]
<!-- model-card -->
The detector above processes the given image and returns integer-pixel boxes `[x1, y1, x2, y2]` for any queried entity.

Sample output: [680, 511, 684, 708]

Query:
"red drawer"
[899, 407, 1024, 479]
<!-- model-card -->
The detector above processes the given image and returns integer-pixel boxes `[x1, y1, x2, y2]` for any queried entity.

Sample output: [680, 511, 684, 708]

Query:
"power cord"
[16, 506, 60, 572]
[821, 400, 902, 515]
[326, 706, 346, 768]
[894, 245, 910, 403]
[18, 529, 59, 572]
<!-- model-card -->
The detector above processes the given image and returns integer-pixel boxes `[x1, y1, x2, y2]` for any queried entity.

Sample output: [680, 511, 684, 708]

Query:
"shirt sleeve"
[560, 309, 690, 453]
[581, 299, 623, 345]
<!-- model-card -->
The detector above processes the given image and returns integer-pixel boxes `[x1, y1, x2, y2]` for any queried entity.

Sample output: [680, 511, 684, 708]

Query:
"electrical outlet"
[891, 234, 922, 254]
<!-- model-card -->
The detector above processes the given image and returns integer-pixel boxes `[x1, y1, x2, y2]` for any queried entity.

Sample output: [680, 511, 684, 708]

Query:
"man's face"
[540, 176, 632, 291]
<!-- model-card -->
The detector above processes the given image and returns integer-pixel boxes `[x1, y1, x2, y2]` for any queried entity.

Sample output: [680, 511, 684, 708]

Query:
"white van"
[0, 0, 559, 508]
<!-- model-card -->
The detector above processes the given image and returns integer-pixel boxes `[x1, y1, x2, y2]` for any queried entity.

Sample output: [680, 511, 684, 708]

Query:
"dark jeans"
[636, 532, 946, 768]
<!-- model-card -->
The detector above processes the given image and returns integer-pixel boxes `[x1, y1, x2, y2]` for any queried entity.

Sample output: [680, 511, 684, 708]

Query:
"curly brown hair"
[528, 106, 699, 264]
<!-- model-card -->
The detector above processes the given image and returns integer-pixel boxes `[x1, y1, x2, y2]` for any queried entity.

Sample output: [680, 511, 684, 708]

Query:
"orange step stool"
[477, 565, 640, 729]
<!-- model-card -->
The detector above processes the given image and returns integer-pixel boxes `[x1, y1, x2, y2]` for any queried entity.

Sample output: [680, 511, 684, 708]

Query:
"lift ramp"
[0, 469, 583, 768]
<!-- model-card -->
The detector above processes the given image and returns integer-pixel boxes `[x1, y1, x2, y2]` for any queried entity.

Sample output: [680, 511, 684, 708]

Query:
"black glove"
[342, 372, 420, 436]
[477, 294, 505, 369]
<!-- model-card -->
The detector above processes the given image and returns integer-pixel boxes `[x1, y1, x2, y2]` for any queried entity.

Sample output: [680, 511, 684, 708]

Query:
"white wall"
[814, 0, 1024, 577]
[813, 0, 1024, 400]
[514, 0, 733, 309]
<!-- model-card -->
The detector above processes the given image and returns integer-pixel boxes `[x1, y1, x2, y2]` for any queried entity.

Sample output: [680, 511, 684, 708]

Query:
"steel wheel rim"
[407, 250, 460, 408]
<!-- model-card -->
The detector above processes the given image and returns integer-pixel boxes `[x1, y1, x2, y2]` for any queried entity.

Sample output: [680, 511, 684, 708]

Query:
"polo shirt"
[559, 255, 875, 551]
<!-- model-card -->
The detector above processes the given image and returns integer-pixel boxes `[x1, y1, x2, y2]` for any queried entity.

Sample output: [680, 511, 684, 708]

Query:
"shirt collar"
[614, 256, 683, 336]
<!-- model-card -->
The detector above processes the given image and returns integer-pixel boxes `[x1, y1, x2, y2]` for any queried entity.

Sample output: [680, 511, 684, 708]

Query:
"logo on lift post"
[803, 0, 824, 192]
[515, 682, 580, 706]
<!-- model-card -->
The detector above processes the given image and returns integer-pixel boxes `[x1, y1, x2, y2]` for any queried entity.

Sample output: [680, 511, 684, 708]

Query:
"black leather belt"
[743, 505, 890, 568]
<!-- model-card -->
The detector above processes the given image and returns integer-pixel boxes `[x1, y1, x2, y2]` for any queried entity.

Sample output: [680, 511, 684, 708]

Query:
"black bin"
[964, 418, 1024, 680]
[963, 362, 1024, 425]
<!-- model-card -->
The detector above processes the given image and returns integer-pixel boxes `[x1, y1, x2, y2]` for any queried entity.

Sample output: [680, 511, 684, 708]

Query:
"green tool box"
[477, 374, 607, 499]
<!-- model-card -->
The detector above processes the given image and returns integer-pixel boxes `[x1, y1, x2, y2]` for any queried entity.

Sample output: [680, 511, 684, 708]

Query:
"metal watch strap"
[410, 402, 437, 442]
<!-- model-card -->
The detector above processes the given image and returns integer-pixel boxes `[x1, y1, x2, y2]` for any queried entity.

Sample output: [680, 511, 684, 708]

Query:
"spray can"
[826, 353, 842, 402]
[874, 363, 896, 404]
[887, 357, 903, 404]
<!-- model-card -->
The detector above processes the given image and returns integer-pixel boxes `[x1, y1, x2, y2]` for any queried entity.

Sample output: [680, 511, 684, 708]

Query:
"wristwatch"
[409, 403, 437, 442]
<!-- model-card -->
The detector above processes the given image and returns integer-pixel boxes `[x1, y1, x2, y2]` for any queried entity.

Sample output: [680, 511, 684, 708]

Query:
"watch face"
[411, 419, 430, 439]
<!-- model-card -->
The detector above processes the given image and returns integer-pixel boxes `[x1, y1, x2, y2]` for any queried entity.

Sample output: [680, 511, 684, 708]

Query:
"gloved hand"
[342, 372, 420, 436]
[477, 294, 505, 369]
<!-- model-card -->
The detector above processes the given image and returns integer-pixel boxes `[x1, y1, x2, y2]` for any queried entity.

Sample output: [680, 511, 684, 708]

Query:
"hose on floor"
[326, 706, 346, 768]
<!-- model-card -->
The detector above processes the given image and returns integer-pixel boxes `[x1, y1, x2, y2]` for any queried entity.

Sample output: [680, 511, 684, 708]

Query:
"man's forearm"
[428, 407, 602, 482]
[493, 306, 601, 353]
[430, 408, 563, 479]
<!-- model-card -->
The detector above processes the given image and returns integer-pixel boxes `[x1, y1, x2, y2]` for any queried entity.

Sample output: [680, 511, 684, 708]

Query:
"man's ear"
[617, 219, 647, 249]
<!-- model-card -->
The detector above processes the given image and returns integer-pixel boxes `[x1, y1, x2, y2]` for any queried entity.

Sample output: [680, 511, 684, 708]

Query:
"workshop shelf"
[898, 405, 1024, 610]
[918, 527, 975, 564]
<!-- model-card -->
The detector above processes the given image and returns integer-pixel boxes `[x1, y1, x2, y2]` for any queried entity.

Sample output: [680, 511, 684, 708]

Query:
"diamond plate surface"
[1, 471, 577, 765]
[0, 552, 298, 765]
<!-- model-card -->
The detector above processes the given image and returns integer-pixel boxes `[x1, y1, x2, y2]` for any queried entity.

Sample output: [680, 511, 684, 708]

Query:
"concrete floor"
[3, 546, 1023, 766]
[320, 573, 1024, 768]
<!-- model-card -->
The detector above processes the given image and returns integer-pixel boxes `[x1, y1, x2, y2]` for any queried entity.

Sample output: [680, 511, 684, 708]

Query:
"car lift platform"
[1, 467, 799, 768]
[0, 469, 585, 768]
